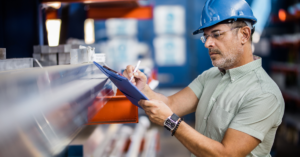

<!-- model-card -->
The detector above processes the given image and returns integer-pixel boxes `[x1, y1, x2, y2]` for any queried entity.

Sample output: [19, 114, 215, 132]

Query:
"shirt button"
[204, 117, 207, 120]
[232, 78, 235, 81]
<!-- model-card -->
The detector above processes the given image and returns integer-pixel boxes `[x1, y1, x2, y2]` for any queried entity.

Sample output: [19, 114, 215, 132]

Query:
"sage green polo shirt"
[188, 57, 284, 157]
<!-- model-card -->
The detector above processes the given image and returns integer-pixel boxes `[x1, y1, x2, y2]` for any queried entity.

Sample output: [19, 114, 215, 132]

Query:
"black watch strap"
[172, 118, 183, 136]
[170, 113, 180, 122]
[164, 125, 171, 131]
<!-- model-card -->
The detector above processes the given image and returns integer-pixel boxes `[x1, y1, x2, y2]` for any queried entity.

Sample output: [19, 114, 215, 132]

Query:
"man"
[123, 0, 284, 156]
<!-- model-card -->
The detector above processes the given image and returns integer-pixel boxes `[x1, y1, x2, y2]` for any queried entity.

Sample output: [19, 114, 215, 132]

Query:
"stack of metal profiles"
[0, 62, 112, 156]
[68, 117, 158, 157]
[0, 58, 33, 71]
[0, 48, 34, 71]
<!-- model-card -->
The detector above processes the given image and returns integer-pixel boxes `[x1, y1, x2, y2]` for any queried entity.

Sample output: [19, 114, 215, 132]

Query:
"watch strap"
[172, 118, 183, 136]
[164, 125, 171, 131]
[170, 113, 180, 122]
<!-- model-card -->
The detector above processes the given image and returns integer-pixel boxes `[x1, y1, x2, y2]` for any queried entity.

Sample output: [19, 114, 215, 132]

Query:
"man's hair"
[228, 20, 253, 42]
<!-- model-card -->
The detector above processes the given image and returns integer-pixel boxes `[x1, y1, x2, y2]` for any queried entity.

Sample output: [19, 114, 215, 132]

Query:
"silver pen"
[130, 60, 141, 82]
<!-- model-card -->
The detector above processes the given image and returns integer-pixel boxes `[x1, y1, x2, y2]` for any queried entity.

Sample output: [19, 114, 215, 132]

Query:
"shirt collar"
[219, 56, 262, 82]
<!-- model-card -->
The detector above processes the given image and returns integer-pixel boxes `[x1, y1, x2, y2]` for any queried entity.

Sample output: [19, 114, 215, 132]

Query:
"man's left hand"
[138, 99, 173, 126]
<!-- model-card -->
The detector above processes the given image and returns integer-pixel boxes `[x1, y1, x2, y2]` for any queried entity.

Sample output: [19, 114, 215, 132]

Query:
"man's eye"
[213, 33, 220, 38]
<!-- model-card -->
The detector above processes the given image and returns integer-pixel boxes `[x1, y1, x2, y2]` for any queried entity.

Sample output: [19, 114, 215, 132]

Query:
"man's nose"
[204, 37, 215, 48]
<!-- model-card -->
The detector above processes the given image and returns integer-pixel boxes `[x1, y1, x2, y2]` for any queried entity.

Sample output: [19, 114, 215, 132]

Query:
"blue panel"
[154, 0, 186, 6]
[154, 0, 211, 87]
[0, 1, 4, 48]
[154, 0, 189, 87]
[68, 3, 85, 40]
[93, 0, 212, 87]
[137, 20, 154, 45]
[68, 145, 83, 157]
[94, 20, 107, 42]
[192, 0, 213, 77]
[0, 0, 39, 58]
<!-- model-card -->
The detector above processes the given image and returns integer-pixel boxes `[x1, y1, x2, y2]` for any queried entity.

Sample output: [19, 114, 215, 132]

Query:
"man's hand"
[123, 65, 147, 92]
[138, 99, 173, 126]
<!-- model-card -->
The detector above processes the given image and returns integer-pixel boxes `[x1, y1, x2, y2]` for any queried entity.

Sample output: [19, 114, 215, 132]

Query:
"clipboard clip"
[103, 65, 122, 76]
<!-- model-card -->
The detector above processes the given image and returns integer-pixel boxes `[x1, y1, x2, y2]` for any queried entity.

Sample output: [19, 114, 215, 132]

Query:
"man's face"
[203, 24, 243, 69]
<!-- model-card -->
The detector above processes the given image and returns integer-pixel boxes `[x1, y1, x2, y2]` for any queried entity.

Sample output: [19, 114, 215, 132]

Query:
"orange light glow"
[279, 9, 286, 22]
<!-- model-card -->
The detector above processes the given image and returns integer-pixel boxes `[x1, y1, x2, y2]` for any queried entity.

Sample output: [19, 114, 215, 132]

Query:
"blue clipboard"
[93, 61, 148, 109]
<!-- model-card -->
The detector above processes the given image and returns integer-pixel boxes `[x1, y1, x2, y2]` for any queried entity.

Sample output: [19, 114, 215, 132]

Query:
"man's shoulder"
[199, 67, 220, 78]
[254, 67, 282, 96]
[243, 67, 284, 107]
[241, 67, 285, 126]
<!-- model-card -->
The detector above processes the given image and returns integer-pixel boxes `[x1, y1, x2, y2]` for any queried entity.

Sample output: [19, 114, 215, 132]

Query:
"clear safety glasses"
[200, 27, 241, 43]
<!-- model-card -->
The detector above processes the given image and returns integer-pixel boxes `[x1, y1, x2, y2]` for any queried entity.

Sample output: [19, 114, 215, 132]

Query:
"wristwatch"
[164, 113, 180, 131]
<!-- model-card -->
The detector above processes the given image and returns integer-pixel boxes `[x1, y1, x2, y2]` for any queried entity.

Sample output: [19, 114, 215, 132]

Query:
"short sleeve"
[188, 70, 207, 99]
[229, 93, 282, 141]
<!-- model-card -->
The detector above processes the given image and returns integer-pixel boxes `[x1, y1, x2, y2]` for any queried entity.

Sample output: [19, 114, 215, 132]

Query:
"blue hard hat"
[193, 0, 257, 35]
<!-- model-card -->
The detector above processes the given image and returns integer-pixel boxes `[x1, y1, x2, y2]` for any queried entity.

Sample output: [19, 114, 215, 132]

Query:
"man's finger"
[138, 99, 147, 108]
[139, 100, 153, 108]
[123, 69, 129, 78]
[126, 65, 135, 77]
[144, 110, 151, 116]
[133, 70, 145, 80]
[126, 65, 135, 71]
[140, 100, 156, 108]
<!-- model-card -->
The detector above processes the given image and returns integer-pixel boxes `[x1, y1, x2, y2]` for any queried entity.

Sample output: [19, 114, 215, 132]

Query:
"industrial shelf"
[270, 62, 300, 106]
[42, 0, 153, 19]
[42, 0, 140, 4]
[87, 89, 139, 125]
[0, 63, 141, 156]
[283, 113, 300, 131]
[87, 6, 152, 19]
[271, 62, 300, 74]
[281, 88, 300, 106]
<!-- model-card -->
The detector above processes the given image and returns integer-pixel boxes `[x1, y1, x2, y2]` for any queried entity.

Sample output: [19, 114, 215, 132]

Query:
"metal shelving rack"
[0, 1, 159, 156]
[269, 2, 300, 148]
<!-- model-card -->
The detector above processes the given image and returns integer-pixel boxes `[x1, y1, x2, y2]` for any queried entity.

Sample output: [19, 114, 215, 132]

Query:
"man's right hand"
[123, 65, 148, 92]
[123, 66, 199, 118]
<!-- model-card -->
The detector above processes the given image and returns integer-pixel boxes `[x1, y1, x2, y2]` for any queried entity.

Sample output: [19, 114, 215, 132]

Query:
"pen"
[130, 60, 141, 82]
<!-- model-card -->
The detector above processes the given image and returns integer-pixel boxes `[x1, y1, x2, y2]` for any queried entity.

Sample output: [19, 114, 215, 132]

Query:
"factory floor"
[155, 123, 193, 157]
[273, 125, 300, 157]
[152, 88, 192, 157]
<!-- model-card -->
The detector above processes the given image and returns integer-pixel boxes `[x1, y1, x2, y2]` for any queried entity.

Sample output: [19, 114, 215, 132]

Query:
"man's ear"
[240, 26, 251, 44]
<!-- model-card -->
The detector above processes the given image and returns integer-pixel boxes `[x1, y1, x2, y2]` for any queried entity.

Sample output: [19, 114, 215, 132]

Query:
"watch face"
[166, 119, 172, 125]
[165, 119, 176, 130]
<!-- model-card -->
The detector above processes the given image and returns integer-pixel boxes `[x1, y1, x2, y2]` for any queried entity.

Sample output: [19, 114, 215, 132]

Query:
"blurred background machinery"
[1, 0, 300, 156]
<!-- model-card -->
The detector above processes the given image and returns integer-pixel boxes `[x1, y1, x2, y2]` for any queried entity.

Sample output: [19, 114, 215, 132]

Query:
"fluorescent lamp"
[46, 2, 61, 9]
[84, 19, 95, 44]
[46, 19, 61, 47]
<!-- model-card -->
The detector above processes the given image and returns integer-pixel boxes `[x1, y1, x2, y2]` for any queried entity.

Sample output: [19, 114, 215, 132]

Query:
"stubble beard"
[210, 47, 243, 69]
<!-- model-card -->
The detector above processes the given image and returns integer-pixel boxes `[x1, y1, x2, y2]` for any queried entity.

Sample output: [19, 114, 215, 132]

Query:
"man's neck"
[225, 45, 253, 70]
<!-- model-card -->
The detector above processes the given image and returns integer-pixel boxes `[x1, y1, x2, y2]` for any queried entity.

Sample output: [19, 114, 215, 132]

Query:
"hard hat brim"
[192, 16, 257, 35]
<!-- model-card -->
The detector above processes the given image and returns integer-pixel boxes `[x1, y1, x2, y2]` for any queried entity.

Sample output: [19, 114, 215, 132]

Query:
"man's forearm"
[142, 85, 174, 109]
[174, 122, 227, 157]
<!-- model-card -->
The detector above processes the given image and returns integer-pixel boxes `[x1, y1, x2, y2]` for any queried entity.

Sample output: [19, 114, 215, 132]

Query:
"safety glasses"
[200, 27, 241, 43]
